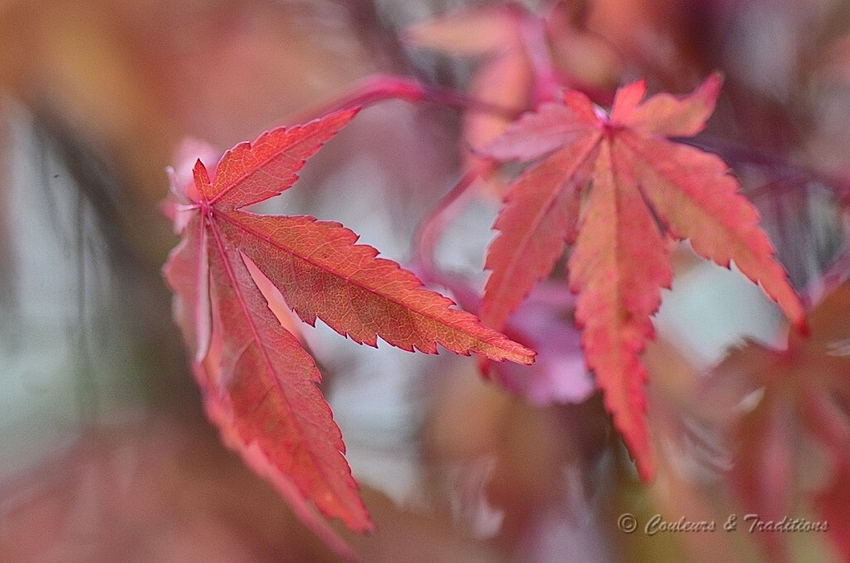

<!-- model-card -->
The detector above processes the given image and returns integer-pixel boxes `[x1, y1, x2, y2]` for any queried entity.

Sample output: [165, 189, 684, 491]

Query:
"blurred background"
[0, 0, 848, 561]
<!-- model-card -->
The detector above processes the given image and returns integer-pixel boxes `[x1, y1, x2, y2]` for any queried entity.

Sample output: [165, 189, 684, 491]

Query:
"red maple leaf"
[705, 282, 850, 561]
[162, 109, 534, 554]
[477, 73, 805, 480]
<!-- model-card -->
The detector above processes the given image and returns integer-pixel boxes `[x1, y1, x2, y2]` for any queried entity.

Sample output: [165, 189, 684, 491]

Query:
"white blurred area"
[654, 246, 786, 369]
[0, 100, 146, 479]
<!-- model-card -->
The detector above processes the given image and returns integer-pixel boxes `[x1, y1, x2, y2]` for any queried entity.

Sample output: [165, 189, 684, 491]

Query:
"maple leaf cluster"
[162, 108, 533, 555]
[158, 4, 830, 561]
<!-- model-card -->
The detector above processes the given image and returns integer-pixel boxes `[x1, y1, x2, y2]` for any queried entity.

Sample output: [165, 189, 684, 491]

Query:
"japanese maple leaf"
[705, 282, 850, 562]
[478, 73, 805, 480]
[162, 109, 533, 553]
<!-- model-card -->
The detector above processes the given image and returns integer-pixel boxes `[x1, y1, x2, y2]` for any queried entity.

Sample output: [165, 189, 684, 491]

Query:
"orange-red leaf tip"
[513, 345, 537, 365]
[616, 419, 655, 482]
[476, 338, 536, 365]
[700, 72, 724, 102]
[779, 290, 807, 336]
[705, 69, 724, 88]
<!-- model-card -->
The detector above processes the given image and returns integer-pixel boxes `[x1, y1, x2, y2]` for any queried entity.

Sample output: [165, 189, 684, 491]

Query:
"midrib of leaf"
[205, 209, 330, 484]
[206, 209, 280, 393]
[572, 137, 662, 479]
[614, 132, 743, 246]
[597, 141, 635, 376]
[219, 209, 513, 350]
[619, 135, 705, 205]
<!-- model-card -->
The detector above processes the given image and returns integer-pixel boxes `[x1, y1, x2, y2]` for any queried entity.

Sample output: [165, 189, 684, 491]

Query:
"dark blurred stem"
[284, 74, 523, 125]
[681, 134, 850, 201]
[74, 188, 99, 422]
[520, 9, 560, 104]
